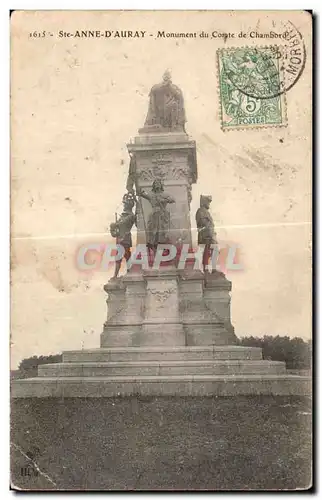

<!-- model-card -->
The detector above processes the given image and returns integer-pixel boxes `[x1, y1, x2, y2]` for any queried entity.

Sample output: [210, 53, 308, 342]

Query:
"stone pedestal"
[203, 273, 237, 343]
[101, 268, 237, 349]
[102, 280, 126, 325]
[127, 132, 197, 246]
[179, 270, 228, 346]
[142, 269, 185, 346]
[100, 275, 145, 347]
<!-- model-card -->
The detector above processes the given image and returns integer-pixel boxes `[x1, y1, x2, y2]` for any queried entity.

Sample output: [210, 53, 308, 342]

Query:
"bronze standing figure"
[138, 179, 175, 254]
[109, 192, 136, 278]
[195, 195, 218, 273]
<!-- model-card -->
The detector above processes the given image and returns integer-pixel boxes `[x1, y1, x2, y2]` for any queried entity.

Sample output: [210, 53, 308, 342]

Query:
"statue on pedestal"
[109, 192, 136, 278]
[195, 195, 218, 273]
[142, 70, 186, 132]
[138, 179, 175, 251]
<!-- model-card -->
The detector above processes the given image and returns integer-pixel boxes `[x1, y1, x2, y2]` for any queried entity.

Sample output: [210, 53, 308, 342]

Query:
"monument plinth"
[127, 133, 197, 247]
[11, 71, 310, 398]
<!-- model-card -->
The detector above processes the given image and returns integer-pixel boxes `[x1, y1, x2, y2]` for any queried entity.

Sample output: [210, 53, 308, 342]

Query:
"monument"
[12, 72, 310, 397]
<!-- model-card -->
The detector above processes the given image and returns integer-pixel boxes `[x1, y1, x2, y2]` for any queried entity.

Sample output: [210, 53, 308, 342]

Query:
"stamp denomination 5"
[217, 46, 287, 130]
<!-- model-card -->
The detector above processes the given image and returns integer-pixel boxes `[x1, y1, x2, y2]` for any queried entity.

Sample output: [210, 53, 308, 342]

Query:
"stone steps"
[11, 374, 310, 398]
[38, 360, 286, 377]
[62, 346, 263, 363]
[12, 346, 310, 398]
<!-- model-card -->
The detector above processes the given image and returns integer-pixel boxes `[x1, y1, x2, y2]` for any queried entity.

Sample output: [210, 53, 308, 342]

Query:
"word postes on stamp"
[217, 46, 287, 130]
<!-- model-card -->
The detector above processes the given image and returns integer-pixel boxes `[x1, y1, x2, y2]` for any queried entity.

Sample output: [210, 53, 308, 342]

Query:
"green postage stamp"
[217, 46, 287, 130]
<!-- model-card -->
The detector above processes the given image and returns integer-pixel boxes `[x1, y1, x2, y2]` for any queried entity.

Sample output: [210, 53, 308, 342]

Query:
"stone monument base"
[11, 345, 310, 398]
[11, 270, 310, 398]
[100, 269, 237, 348]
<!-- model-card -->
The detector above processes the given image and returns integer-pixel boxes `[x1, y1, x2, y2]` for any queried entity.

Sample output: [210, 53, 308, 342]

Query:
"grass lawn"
[11, 396, 312, 491]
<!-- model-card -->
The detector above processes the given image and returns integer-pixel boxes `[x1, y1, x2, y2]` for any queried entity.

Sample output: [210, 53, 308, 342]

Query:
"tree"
[17, 354, 62, 378]
[237, 335, 312, 369]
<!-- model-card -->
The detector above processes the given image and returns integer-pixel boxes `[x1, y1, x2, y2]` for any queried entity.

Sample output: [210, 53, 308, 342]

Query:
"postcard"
[10, 10, 312, 491]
